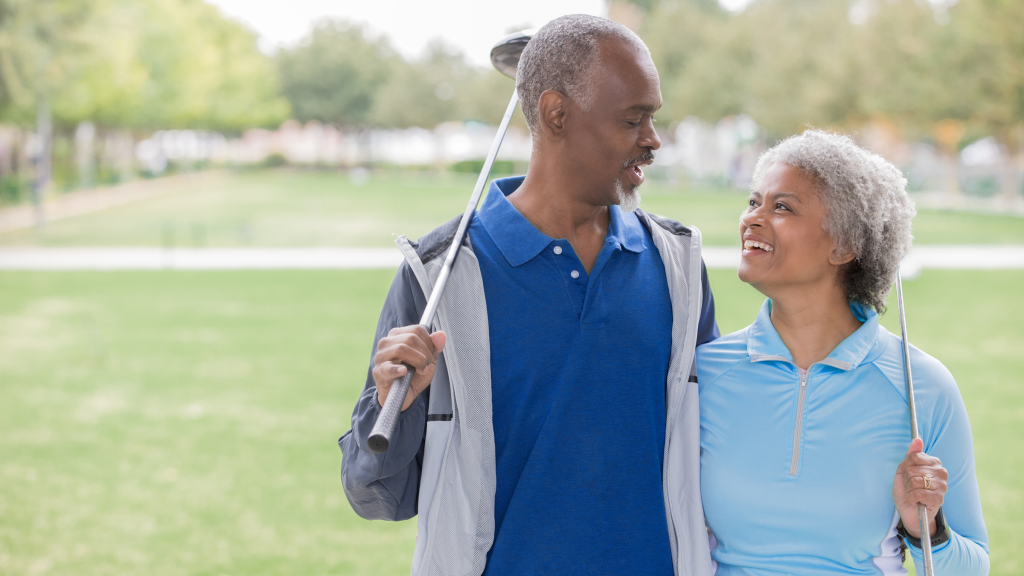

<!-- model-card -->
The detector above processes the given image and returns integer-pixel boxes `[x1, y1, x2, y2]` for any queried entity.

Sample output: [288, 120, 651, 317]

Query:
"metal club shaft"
[366, 89, 521, 454]
[896, 271, 934, 576]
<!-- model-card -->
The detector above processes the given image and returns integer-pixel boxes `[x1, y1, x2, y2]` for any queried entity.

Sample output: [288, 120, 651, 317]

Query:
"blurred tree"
[738, 0, 862, 138]
[0, 0, 89, 218]
[637, 0, 745, 123]
[952, 0, 1024, 201]
[121, 0, 289, 131]
[635, 0, 862, 138]
[371, 40, 470, 129]
[276, 20, 395, 126]
[3, 0, 288, 132]
[453, 68, 525, 129]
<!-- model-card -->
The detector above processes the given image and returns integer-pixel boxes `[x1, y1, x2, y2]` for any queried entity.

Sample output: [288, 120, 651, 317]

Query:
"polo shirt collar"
[477, 176, 647, 268]
[747, 299, 880, 371]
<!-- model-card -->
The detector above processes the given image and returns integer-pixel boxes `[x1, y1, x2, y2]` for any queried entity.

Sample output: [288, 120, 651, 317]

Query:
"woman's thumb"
[906, 437, 924, 456]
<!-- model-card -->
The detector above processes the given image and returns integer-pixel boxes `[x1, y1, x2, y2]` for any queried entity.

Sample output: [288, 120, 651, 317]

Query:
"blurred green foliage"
[628, 0, 1024, 151]
[275, 20, 520, 130]
[0, 0, 289, 131]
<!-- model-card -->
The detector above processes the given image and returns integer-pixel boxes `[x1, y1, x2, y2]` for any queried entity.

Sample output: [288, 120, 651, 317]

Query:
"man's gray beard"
[615, 180, 641, 212]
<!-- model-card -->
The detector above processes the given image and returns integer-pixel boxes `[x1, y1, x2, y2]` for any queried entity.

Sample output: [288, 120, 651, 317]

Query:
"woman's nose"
[740, 206, 763, 228]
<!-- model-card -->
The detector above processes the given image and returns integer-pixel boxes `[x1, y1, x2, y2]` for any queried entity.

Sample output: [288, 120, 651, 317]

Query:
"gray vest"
[398, 210, 714, 576]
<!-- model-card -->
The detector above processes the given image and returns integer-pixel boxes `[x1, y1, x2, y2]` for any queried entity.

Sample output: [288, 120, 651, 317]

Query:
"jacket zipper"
[789, 369, 809, 476]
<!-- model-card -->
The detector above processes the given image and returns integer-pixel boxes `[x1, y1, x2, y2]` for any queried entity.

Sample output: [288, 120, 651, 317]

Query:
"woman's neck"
[768, 285, 863, 370]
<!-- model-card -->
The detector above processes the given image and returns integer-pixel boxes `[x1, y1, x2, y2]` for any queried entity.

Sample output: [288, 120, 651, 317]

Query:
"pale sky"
[205, 0, 753, 68]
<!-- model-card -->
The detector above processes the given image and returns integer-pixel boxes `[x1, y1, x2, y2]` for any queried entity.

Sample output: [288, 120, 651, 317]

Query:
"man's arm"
[339, 262, 435, 521]
[696, 260, 720, 346]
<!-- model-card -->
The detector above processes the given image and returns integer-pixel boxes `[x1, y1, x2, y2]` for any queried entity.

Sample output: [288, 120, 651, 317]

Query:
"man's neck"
[506, 156, 611, 273]
[767, 283, 862, 370]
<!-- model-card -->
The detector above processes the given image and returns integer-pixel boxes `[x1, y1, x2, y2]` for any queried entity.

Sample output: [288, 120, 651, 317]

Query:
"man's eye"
[626, 120, 641, 127]
[775, 202, 789, 211]
[748, 199, 758, 208]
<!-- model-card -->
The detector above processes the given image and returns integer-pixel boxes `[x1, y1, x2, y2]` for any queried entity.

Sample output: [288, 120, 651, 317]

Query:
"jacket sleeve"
[696, 259, 720, 346]
[339, 262, 430, 521]
[906, 350, 989, 575]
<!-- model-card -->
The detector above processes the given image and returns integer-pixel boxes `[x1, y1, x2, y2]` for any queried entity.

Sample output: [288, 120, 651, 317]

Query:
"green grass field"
[1, 169, 1022, 575]
[2, 169, 1023, 247]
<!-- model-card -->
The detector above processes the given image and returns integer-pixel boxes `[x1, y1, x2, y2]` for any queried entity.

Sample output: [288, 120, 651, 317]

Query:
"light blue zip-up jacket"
[697, 299, 989, 576]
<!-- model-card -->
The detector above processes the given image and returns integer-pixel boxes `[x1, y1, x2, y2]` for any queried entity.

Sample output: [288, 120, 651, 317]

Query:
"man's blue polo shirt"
[468, 176, 718, 575]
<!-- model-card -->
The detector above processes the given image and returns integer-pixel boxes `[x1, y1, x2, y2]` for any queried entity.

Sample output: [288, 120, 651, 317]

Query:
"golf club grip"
[918, 503, 935, 575]
[367, 365, 415, 453]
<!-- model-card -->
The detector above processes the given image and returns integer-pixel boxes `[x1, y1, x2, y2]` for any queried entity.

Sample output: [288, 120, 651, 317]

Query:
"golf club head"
[490, 29, 535, 79]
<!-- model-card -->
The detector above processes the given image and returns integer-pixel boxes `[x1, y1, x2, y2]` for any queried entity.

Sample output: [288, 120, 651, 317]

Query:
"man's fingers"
[430, 331, 447, 358]
[375, 341, 431, 373]
[372, 361, 407, 385]
[385, 325, 435, 351]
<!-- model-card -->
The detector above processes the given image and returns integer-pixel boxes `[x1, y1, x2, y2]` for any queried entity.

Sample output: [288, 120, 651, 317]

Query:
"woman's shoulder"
[696, 327, 752, 392]
[697, 326, 750, 356]
[868, 326, 962, 404]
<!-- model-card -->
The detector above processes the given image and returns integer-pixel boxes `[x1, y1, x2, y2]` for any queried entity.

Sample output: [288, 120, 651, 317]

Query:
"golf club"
[366, 30, 533, 454]
[895, 271, 935, 576]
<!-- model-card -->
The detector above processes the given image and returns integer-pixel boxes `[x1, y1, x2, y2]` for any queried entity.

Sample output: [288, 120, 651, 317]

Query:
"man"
[340, 14, 718, 576]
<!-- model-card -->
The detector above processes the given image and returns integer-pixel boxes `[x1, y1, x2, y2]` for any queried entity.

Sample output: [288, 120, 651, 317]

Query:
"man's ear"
[829, 246, 856, 266]
[536, 89, 567, 141]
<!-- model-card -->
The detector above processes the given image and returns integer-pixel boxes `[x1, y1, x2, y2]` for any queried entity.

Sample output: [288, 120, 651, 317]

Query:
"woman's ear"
[829, 247, 856, 266]
[537, 89, 567, 141]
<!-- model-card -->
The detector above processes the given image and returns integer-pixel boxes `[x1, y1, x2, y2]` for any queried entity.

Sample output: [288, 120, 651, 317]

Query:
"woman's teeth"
[744, 240, 773, 252]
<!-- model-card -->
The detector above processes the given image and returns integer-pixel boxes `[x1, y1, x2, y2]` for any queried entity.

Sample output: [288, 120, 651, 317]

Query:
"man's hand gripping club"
[373, 325, 447, 412]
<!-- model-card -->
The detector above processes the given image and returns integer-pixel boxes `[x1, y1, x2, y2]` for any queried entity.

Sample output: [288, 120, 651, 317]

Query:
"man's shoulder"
[409, 214, 464, 264]
[635, 209, 692, 237]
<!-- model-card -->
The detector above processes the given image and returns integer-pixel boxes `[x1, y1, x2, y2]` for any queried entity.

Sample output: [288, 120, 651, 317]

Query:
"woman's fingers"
[903, 474, 947, 506]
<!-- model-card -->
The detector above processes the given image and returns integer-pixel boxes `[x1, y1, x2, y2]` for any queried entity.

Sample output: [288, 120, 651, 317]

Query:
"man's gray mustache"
[622, 150, 656, 170]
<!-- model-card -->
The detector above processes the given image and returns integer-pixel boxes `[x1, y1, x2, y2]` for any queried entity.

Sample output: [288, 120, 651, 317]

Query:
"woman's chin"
[737, 263, 759, 285]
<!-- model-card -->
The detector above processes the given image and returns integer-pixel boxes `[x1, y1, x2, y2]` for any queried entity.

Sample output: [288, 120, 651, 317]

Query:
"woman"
[697, 130, 989, 575]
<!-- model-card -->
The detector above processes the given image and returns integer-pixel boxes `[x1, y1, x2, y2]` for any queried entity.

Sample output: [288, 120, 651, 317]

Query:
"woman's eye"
[748, 199, 758, 208]
[775, 202, 789, 211]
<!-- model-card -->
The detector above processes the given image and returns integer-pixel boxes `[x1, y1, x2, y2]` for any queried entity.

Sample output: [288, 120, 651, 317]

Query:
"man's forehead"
[626, 102, 661, 114]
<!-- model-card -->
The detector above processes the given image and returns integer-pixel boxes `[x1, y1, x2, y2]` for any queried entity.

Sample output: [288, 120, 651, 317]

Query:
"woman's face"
[738, 163, 850, 298]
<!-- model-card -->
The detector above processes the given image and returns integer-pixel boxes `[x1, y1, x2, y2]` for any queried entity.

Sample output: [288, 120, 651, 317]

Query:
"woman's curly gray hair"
[751, 130, 916, 312]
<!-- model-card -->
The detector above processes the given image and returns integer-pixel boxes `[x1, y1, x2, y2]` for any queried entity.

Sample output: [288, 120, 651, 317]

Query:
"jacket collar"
[747, 299, 881, 371]
[477, 176, 647, 268]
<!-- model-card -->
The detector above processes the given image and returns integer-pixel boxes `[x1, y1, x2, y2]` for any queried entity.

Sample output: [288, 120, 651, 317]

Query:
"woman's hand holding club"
[893, 438, 948, 539]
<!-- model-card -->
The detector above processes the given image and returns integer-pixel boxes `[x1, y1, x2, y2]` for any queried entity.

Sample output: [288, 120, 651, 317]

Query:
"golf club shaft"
[896, 272, 935, 576]
[366, 89, 521, 454]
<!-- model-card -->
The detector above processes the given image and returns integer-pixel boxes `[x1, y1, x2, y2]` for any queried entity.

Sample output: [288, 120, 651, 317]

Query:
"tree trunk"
[997, 130, 1022, 207]
[941, 150, 960, 200]
[33, 98, 52, 227]
[1000, 154, 1019, 205]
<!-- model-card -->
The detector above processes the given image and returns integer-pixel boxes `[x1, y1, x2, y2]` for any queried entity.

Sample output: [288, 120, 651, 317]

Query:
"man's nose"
[640, 119, 662, 151]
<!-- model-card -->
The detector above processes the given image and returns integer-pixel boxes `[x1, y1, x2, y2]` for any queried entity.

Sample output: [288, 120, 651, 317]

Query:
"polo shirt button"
[570, 270, 580, 279]
[553, 246, 562, 255]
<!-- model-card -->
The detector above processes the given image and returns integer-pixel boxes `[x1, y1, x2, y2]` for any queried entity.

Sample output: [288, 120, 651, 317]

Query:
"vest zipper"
[789, 369, 809, 476]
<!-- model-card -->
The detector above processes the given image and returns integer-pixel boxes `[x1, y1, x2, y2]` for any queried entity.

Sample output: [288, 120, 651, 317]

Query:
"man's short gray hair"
[516, 14, 649, 135]
[751, 130, 916, 312]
